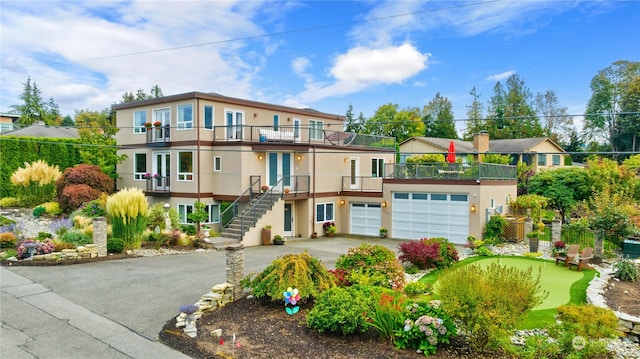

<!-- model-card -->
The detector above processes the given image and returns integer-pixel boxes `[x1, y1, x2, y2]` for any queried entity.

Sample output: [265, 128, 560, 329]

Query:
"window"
[204, 105, 214, 130]
[134, 110, 147, 134]
[177, 104, 193, 129]
[273, 114, 279, 131]
[225, 109, 244, 140]
[538, 154, 547, 166]
[316, 202, 334, 222]
[552, 154, 560, 166]
[371, 158, 384, 177]
[394, 192, 409, 199]
[214, 156, 221, 171]
[206, 204, 220, 223]
[153, 108, 170, 125]
[178, 151, 193, 181]
[178, 204, 193, 224]
[309, 120, 324, 140]
[134, 153, 147, 180]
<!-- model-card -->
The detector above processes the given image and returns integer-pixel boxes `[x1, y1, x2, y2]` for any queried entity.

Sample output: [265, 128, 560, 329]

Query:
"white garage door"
[392, 192, 469, 244]
[350, 203, 382, 236]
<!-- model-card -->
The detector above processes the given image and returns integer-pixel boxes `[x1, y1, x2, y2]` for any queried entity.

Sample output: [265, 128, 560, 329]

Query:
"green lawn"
[419, 255, 597, 329]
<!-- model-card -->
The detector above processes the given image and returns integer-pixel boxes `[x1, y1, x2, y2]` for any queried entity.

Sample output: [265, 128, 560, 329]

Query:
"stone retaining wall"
[28, 244, 100, 261]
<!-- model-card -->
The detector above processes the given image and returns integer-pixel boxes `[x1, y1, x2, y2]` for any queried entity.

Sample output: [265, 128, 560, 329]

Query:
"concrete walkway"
[1, 236, 401, 358]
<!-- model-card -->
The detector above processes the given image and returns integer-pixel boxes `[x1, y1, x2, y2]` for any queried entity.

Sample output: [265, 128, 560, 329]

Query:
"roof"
[0, 123, 79, 139]
[112, 91, 346, 121]
[400, 136, 565, 154]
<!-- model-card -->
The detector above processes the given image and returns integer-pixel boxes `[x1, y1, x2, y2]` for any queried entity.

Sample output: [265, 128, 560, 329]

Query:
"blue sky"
[1, 0, 638, 135]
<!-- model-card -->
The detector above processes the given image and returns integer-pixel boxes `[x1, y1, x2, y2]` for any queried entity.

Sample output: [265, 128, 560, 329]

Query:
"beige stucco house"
[399, 132, 567, 172]
[114, 92, 517, 246]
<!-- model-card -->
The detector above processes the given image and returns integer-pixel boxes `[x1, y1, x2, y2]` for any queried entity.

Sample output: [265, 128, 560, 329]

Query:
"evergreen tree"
[11, 77, 59, 126]
[421, 92, 457, 139]
[463, 86, 485, 140]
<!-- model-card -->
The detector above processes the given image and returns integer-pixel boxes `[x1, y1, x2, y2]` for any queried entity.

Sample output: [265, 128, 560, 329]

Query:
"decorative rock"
[211, 329, 222, 338]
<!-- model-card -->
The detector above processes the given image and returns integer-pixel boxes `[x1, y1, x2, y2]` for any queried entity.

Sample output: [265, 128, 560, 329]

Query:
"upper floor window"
[316, 202, 334, 222]
[134, 153, 146, 180]
[552, 154, 561, 166]
[134, 110, 147, 134]
[178, 151, 193, 181]
[538, 154, 547, 166]
[273, 114, 279, 131]
[309, 120, 324, 140]
[153, 108, 170, 125]
[177, 104, 193, 129]
[204, 105, 214, 130]
[372, 158, 384, 177]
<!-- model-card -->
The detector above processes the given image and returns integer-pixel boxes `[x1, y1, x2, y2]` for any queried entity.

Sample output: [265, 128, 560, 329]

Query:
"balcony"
[210, 125, 395, 150]
[341, 176, 384, 192]
[145, 176, 171, 196]
[385, 162, 517, 181]
[145, 125, 171, 146]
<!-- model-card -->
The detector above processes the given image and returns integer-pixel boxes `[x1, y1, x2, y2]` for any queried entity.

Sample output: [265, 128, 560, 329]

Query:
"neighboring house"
[399, 132, 567, 172]
[0, 120, 79, 139]
[114, 92, 517, 246]
[0, 113, 21, 133]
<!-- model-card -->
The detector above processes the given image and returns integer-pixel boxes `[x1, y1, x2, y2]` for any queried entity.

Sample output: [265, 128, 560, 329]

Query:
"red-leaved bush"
[398, 237, 459, 270]
[58, 184, 101, 214]
[55, 164, 114, 213]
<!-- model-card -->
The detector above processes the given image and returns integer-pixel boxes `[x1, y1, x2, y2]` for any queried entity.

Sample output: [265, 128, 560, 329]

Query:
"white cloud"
[486, 70, 516, 82]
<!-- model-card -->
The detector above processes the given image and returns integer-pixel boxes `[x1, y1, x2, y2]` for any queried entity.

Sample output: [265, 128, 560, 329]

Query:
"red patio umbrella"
[447, 141, 456, 163]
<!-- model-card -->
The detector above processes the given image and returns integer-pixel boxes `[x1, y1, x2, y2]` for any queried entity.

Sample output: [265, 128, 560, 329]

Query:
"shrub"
[306, 286, 374, 335]
[613, 259, 638, 282]
[555, 304, 619, 339]
[58, 184, 101, 213]
[0, 197, 20, 207]
[0, 215, 16, 227]
[59, 231, 92, 246]
[483, 215, 510, 242]
[32, 206, 47, 217]
[146, 203, 179, 230]
[53, 239, 76, 251]
[16, 239, 56, 259]
[10, 160, 61, 206]
[328, 269, 350, 286]
[55, 164, 114, 198]
[180, 224, 196, 236]
[243, 252, 335, 302]
[41, 201, 62, 215]
[336, 244, 405, 290]
[106, 187, 148, 250]
[107, 238, 124, 253]
[393, 299, 456, 356]
[398, 238, 459, 270]
[436, 262, 547, 350]
[80, 198, 106, 218]
[403, 281, 432, 297]
[0, 232, 17, 248]
[37, 232, 53, 240]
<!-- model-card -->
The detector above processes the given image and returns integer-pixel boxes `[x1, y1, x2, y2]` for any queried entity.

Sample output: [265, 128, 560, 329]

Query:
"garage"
[392, 192, 469, 244]
[350, 203, 382, 236]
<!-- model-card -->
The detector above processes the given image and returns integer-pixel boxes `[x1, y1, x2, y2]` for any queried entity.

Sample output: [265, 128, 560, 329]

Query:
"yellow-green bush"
[10, 160, 61, 206]
[53, 239, 76, 251]
[0, 232, 17, 248]
[556, 304, 619, 339]
[106, 188, 148, 249]
[436, 263, 547, 350]
[0, 197, 20, 207]
[243, 252, 335, 302]
[40, 201, 62, 215]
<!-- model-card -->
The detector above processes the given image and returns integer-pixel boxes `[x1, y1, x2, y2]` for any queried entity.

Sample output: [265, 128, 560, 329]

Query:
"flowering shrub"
[367, 290, 405, 340]
[81, 199, 106, 217]
[16, 239, 56, 259]
[323, 222, 336, 234]
[398, 237, 459, 270]
[336, 244, 405, 290]
[394, 300, 456, 356]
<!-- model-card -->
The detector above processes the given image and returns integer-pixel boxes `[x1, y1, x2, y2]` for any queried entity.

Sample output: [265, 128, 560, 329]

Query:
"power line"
[1, 0, 499, 70]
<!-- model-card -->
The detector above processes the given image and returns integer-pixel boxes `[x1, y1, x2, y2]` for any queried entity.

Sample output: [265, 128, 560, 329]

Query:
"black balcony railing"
[145, 176, 170, 192]
[145, 125, 171, 144]
[385, 162, 516, 181]
[210, 125, 395, 150]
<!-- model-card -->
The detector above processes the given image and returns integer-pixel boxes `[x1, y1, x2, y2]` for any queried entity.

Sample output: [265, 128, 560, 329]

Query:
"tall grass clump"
[106, 187, 148, 249]
[435, 262, 547, 351]
[10, 160, 62, 206]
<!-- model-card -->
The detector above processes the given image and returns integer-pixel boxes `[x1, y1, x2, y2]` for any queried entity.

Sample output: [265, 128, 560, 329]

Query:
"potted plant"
[262, 225, 272, 245]
[323, 222, 336, 237]
[283, 187, 290, 194]
[273, 234, 286, 245]
[527, 222, 545, 253]
[552, 240, 566, 257]
[261, 185, 269, 192]
[379, 226, 388, 238]
[144, 122, 152, 128]
[153, 121, 162, 127]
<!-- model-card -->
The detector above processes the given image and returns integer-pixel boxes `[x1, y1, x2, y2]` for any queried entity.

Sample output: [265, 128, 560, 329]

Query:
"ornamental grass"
[10, 160, 62, 205]
[106, 187, 149, 249]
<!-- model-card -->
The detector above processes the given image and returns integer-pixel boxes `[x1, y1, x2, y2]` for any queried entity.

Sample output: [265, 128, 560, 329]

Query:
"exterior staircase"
[217, 192, 281, 244]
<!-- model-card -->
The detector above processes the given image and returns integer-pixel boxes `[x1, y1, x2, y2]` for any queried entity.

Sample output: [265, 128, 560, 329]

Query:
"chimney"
[473, 131, 489, 153]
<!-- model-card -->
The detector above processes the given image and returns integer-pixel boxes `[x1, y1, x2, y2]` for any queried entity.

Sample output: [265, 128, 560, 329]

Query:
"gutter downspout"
[312, 145, 316, 237]
[196, 99, 201, 200]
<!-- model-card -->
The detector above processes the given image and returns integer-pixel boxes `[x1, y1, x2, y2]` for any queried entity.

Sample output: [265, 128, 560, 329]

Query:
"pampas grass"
[106, 188, 149, 249]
